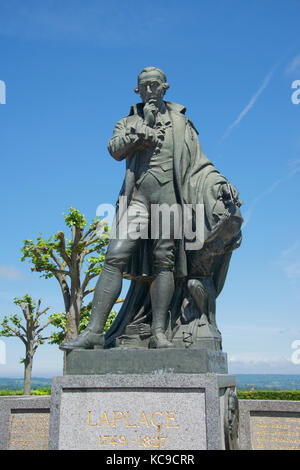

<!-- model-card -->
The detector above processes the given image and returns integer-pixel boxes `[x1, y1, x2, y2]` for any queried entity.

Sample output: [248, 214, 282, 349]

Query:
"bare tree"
[0, 295, 52, 395]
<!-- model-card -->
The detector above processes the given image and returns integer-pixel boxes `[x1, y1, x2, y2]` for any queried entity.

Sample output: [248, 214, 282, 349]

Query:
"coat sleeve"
[108, 117, 141, 161]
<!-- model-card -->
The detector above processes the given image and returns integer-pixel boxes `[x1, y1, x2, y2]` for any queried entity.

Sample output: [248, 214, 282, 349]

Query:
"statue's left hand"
[221, 183, 242, 207]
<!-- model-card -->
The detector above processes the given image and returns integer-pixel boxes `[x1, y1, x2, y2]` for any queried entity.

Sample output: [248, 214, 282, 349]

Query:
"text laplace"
[87, 410, 179, 429]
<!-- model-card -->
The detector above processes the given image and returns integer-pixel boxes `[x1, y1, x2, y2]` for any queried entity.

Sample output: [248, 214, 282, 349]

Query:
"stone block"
[65, 348, 228, 375]
[49, 373, 236, 450]
[239, 399, 300, 450]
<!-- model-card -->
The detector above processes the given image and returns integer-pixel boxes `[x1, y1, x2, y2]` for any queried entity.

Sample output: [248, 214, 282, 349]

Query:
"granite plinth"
[0, 396, 50, 450]
[65, 347, 228, 375]
[49, 373, 236, 450]
[239, 400, 300, 450]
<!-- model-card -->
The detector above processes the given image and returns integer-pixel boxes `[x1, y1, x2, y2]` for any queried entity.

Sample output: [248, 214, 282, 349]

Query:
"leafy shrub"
[237, 390, 300, 401]
[0, 387, 51, 396]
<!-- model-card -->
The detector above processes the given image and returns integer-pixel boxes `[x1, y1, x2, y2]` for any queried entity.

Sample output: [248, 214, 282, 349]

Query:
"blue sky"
[0, 0, 300, 377]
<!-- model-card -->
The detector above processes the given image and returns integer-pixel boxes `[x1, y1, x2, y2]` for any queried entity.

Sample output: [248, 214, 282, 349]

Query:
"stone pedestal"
[65, 348, 228, 375]
[49, 372, 237, 450]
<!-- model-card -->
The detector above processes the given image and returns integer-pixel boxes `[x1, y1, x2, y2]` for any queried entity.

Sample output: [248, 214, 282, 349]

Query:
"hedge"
[237, 390, 300, 401]
[0, 387, 51, 396]
[1, 388, 300, 400]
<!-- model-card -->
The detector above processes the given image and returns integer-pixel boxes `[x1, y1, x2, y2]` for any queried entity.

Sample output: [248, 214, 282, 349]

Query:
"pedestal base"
[65, 348, 228, 375]
[49, 373, 237, 450]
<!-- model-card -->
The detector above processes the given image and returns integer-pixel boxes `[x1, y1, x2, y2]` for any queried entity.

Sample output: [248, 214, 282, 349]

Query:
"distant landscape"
[235, 374, 300, 390]
[0, 374, 300, 391]
[0, 377, 51, 391]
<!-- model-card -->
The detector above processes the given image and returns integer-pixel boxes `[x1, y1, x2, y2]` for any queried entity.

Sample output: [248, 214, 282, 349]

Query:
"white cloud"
[284, 263, 300, 279]
[0, 265, 24, 280]
[280, 240, 300, 258]
[243, 160, 300, 227]
[285, 54, 300, 75]
[222, 63, 279, 140]
[228, 356, 300, 374]
[278, 241, 300, 288]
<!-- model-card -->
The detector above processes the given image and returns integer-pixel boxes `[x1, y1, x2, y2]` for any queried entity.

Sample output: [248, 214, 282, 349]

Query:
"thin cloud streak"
[285, 54, 300, 75]
[243, 163, 300, 227]
[222, 64, 278, 140]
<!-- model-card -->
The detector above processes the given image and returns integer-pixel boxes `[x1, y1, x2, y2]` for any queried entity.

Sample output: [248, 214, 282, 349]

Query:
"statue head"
[135, 66, 170, 107]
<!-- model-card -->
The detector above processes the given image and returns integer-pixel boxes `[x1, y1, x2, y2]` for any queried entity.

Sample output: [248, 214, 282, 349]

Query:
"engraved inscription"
[59, 390, 206, 449]
[250, 414, 300, 450]
[8, 412, 50, 450]
[87, 410, 179, 448]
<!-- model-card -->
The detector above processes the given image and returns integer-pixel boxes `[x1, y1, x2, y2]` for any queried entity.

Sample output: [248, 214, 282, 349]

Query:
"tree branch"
[85, 240, 109, 255]
[36, 306, 51, 319]
[2, 325, 27, 345]
[83, 286, 95, 298]
[35, 318, 52, 335]
[19, 302, 30, 321]
[85, 236, 101, 247]
[49, 250, 64, 269]
[56, 231, 71, 266]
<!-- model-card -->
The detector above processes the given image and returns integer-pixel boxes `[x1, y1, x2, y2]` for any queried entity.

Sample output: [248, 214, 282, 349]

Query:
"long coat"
[108, 100, 233, 279]
[105, 101, 242, 346]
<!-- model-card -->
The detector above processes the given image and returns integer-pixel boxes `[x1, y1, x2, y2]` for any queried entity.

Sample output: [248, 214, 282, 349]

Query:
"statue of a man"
[60, 66, 242, 352]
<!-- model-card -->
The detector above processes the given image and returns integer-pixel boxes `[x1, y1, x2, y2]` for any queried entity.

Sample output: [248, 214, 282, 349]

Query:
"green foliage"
[78, 302, 116, 333]
[0, 389, 25, 396]
[1, 388, 300, 399]
[104, 310, 117, 332]
[20, 206, 112, 342]
[21, 207, 110, 281]
[49, 303, 117, 344]
[64, 207, 87, 229]
[237, 390, 300, 401]
[21, 236, 59, 279]
[78, 302, 93, 334]
[0, 293, 53, 389]
[48, 312, 66, 345]
[31, 387, 51, 395]
[0, 387, 51, 396]
[0, 315, 21, 336]
[0, 294, 51, 341]
[14, 294, 35, 312]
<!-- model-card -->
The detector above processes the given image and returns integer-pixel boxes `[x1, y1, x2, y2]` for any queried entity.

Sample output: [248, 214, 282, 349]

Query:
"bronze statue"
[60, 66, 242, 352]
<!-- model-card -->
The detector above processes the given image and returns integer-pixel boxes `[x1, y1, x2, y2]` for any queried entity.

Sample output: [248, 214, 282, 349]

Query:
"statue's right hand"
[132, 121, 159, 147]
[143, 102, 158, 127]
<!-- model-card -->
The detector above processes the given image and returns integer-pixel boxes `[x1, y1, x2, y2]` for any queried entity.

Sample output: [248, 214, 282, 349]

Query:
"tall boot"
[149, 270, 174, 348]
[59, 264, 122, 351]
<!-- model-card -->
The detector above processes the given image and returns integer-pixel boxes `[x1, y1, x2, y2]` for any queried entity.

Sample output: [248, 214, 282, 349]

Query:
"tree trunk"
[65, 307, 78, 341]
[65, 290, 83, 340]
[23, 347, 33, 395]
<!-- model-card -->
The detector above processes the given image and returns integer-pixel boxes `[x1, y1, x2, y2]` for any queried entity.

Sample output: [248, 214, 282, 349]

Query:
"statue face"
[137, 70, 166, 107]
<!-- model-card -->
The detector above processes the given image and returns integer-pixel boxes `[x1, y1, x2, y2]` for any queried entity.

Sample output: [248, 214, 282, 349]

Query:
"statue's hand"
[143, 102, 158, 127]
[221, 183, 242, 207]
[132, 120, 159, 147]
